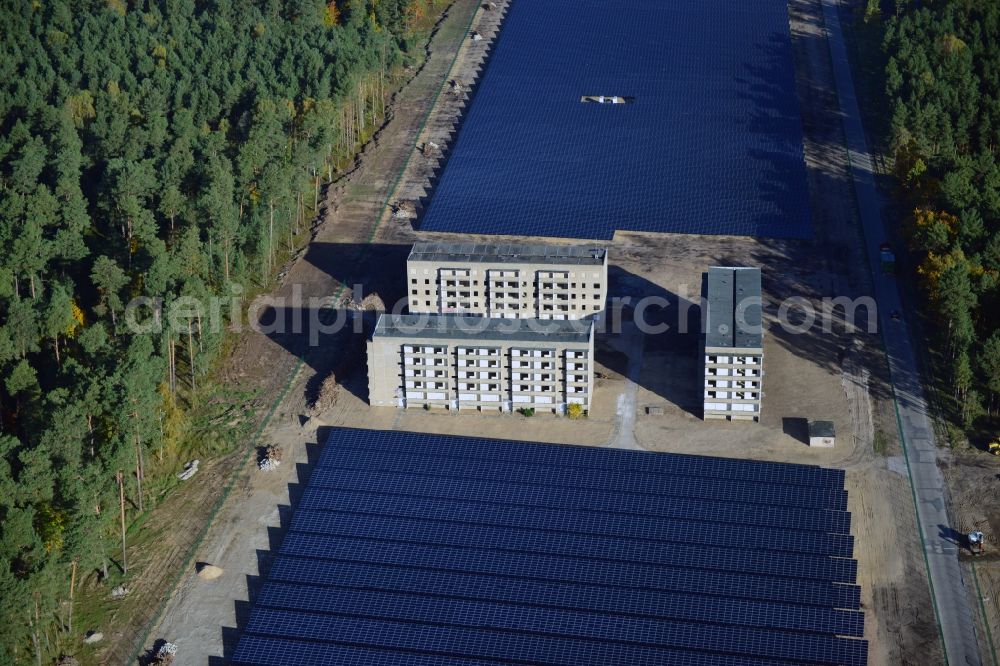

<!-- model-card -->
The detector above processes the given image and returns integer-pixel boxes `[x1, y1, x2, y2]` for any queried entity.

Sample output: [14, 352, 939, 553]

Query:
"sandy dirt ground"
[138, 0, 944, 664]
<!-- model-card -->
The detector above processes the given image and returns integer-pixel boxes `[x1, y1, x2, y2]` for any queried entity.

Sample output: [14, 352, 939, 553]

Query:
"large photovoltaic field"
[419, 0, 811, 240]
[231, 428, 867, 665]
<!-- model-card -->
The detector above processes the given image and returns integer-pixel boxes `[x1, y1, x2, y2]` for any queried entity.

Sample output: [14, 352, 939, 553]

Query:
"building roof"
[231, 427, 867, 666]
[809, 420, 837, 438]
[408, 242, 607, 267]
[373, 313, 593, 344]
[706, 266, 763, 350]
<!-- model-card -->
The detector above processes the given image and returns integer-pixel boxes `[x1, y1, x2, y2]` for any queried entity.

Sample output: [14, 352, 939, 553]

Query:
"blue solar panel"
[279, 525, 856, 584]
[232, 428, 868, 665]
[311, 450, 850, 511]
[258, 577, 864, 637]
[232, 635, 515, 666]
[290, 496, 854, 557]
[326, 429, 846, 488]
[243, 608, 861, 666]
[297, 469, 852, 534]
[419, 0, 811, 240]
[269, 546, 861, 611]
[234, 633, 806, 666]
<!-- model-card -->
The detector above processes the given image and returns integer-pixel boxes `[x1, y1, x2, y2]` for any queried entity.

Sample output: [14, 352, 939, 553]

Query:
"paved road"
[820, 1, 981, 663]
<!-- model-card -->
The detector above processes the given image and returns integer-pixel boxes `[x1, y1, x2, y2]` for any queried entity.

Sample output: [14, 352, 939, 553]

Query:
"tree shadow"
[217, 429, 330, 665]
[254, 304, 372, 404]
[300, 241, 410, 304]
[737, 31, 814, 240]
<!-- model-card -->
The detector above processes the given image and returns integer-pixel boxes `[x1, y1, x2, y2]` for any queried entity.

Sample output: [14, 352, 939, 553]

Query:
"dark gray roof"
[409, 242, 606, 266]
[809, 421, 836, 438]
[374, 313, 593, 344]
[706, 267, 763, 349]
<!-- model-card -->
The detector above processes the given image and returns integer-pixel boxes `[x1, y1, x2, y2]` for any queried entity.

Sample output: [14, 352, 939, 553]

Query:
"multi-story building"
[703, 266, 763, 421]
[367, 313, 594, 413]
[406, 242, 608, 320]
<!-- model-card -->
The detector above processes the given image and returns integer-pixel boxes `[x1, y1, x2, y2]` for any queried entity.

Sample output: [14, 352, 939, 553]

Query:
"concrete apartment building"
[406, 242, 608, 320]
[703, 266, 764, 421]
[367, 313, 594, 413]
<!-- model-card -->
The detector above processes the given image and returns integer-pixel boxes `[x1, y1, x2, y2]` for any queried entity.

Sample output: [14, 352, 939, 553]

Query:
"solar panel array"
[419, 0, 812, 240]
[232, 428, 867, 665]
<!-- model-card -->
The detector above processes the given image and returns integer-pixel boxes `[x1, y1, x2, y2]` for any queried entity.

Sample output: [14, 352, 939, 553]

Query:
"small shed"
[808, 420, 835, 448]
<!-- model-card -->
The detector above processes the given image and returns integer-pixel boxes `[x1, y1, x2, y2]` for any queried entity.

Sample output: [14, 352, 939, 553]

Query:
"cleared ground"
[142, 0, 940, 664]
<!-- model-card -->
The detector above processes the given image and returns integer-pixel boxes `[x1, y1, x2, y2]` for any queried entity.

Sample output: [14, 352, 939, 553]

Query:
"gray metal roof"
[408, 242, 607, 266]
[706, 266, 763, 349]
[373, 313, 593, 344]
[809, 421, 836, 438]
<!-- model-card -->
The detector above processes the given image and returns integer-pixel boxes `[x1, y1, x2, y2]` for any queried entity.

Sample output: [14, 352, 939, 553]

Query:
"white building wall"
[369, 333, 594, 413]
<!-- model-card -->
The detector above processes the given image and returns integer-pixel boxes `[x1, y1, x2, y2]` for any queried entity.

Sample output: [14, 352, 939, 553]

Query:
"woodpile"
[309, 373, 340, 415]
[358, 293, 385, 311]
[392, 200, 415, 219]
[150, 642, 177, 665]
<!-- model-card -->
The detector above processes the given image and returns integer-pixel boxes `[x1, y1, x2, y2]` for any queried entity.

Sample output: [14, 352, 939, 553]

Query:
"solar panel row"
[244, 607, 865, 666]
[234, 634, 806, 666]
[233, 634, 518, 666]
[309, 456, 849, 512]
[279, 517, 857, 584]
[290, 497, 854, 557]
[419, 0, 812, 240]
[232, 428, 867, 665]
[268, 552, 861, 612]
[299, 488, 854, 557]
[258, 577, 864, 637]
[297, 470, 852, 535]
[327, 428, 845, 488]
[252, 588, 859, 661]
[250, 584, 863, 654]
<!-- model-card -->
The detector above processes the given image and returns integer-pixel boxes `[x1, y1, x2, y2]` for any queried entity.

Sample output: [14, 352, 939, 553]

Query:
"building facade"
[367, 313, 594, 413]
[406, 242, 607, 320]
[703, 266, 763, 421]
